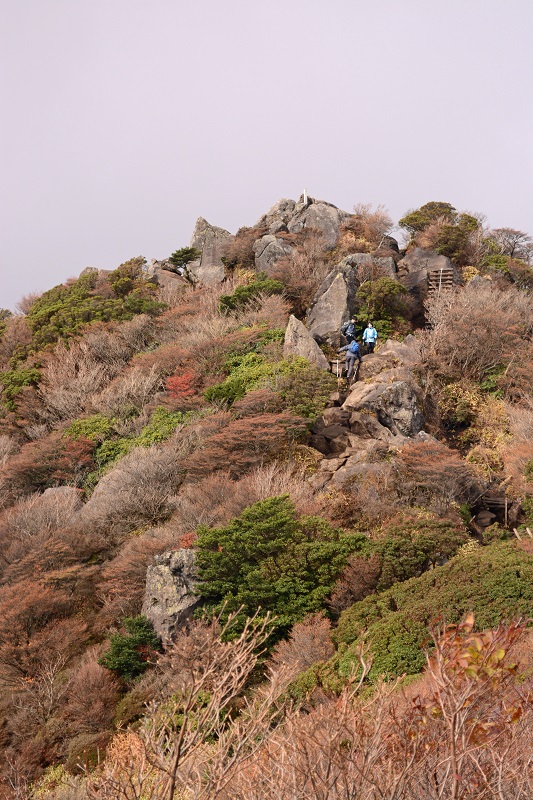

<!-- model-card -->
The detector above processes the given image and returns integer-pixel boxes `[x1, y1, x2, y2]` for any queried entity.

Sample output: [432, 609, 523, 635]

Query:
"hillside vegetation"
[0, 197, 532, 799]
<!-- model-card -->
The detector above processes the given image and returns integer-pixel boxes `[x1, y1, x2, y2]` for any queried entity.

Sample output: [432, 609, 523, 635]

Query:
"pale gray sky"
[1, 0, 532, 310]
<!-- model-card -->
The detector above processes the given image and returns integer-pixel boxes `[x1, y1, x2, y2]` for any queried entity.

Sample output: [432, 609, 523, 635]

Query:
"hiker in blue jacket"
[362, 322, 378, 354]
[338, 339, 362, 381]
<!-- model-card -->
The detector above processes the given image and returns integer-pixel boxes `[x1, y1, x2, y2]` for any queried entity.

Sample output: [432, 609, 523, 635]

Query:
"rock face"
[284, 315, 330, 370]
[253, 235, 294, 273]
[342, 338, 424, 437]
[397, 247, 457, 278]
[256, 195, 349, 249]
[142, 549, 200, 643]
[306, 256, 361, 346]
[188, 218, 234, 285]
[287, 196, 349, 248]
[255, 198, 297, 234]
[342, 379, 424, 438]
[146, 259, 189, 291]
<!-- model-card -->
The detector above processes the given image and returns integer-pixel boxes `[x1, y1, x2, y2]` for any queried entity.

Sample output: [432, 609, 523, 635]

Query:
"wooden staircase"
[427, 267, 456, 295]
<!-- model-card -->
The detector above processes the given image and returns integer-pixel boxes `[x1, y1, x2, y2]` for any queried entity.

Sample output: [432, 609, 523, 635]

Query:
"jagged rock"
[255, 198, 296, 234]
[253, 234, 294, 273]
[188, 217, 234, 285]
[283, 315, 330, 370]
[287, 197, 349, 248]
[330, 458, 386, 486]
[356, 336, 422, 383]
[142, 549, 200, 643]
[348, 411, 393, 441]
[321, 407, 352, 427]
[374, 336, 421, 367]
[342, 380, 425, 437]
[306, 256, 361, 346]
[379, 235, 400, 254]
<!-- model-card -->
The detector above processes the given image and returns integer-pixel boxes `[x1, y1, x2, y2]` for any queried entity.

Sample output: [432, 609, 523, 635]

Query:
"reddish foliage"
[185, 413, 309, 478]
[0, 434, 95, 502]
[0, 581, 83, 680]
[177, 531, 197, 549]
[166, 369, 198, 399]
[63, 647, 121, 733]
[232, 388, 283, 417]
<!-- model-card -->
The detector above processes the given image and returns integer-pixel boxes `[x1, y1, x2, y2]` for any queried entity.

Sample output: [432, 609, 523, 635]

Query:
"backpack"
[349, 341, 360, 354]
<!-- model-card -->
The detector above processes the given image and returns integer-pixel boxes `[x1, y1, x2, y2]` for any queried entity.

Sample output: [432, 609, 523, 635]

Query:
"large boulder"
[142, 549, 200, 643]
[397, 247, 457, 278]
[255, 198, 297, 234]
[342, 379, 425, 437]
[146, 259, 189, 291]
[396, 248, 460, 319]
[284, 315, 330, 370]
[188, 217, 234, 285]
[306, 256, 362, 346]
[253, 234, 294, 273]
[287, 196, 350, 248]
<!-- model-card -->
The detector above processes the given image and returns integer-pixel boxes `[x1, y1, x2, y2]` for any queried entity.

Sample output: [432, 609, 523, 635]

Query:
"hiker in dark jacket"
[341, 317, 358, 343]
[338, 340, 362, 380]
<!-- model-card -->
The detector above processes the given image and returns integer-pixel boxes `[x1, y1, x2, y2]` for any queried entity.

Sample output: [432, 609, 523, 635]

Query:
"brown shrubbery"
[422, 280, 533, 386]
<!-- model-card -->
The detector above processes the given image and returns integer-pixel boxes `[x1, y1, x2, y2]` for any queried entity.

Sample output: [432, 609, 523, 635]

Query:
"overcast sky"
[1, 0, 532, 311]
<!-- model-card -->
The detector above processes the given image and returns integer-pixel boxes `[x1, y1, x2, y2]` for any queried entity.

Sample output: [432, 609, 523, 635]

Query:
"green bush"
[204, 352, 274, 405]
[83, 406, 193, 488]
[204, 353, 331, 415]
[168, 246, 201, 271]
[275, 363, 337, 420]
[135, 407, 191, 446]
[399, 202, 457, 234]
[356, 278, 407, 329]
[0, 366, 41, 410]
[26, 260, 165, 351]
[218, 273, 284, 314]
[373, 512, 468, 591]
[333, 541, 533, 680]
[64, 414, 115, 442]
[99, 616, 161, 680]
[196, 495, 366, 642]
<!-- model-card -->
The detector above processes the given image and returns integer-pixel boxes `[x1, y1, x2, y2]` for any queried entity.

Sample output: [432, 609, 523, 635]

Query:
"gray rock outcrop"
[342, 379, 425, 438]
[146, 259, 189, 291]
[396, 248, 460, 318]
[142, 549, 200, 643]
[397, 247, 457, 278]
[284, 315, 330, 370]
[287, 196, 349, 249]
[188, 217, 234, 285]
[255, 198, 297, 234]
[256, 195, 349, 249]
[253, 235, 294, 273]
[306, 256, 361, 346]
